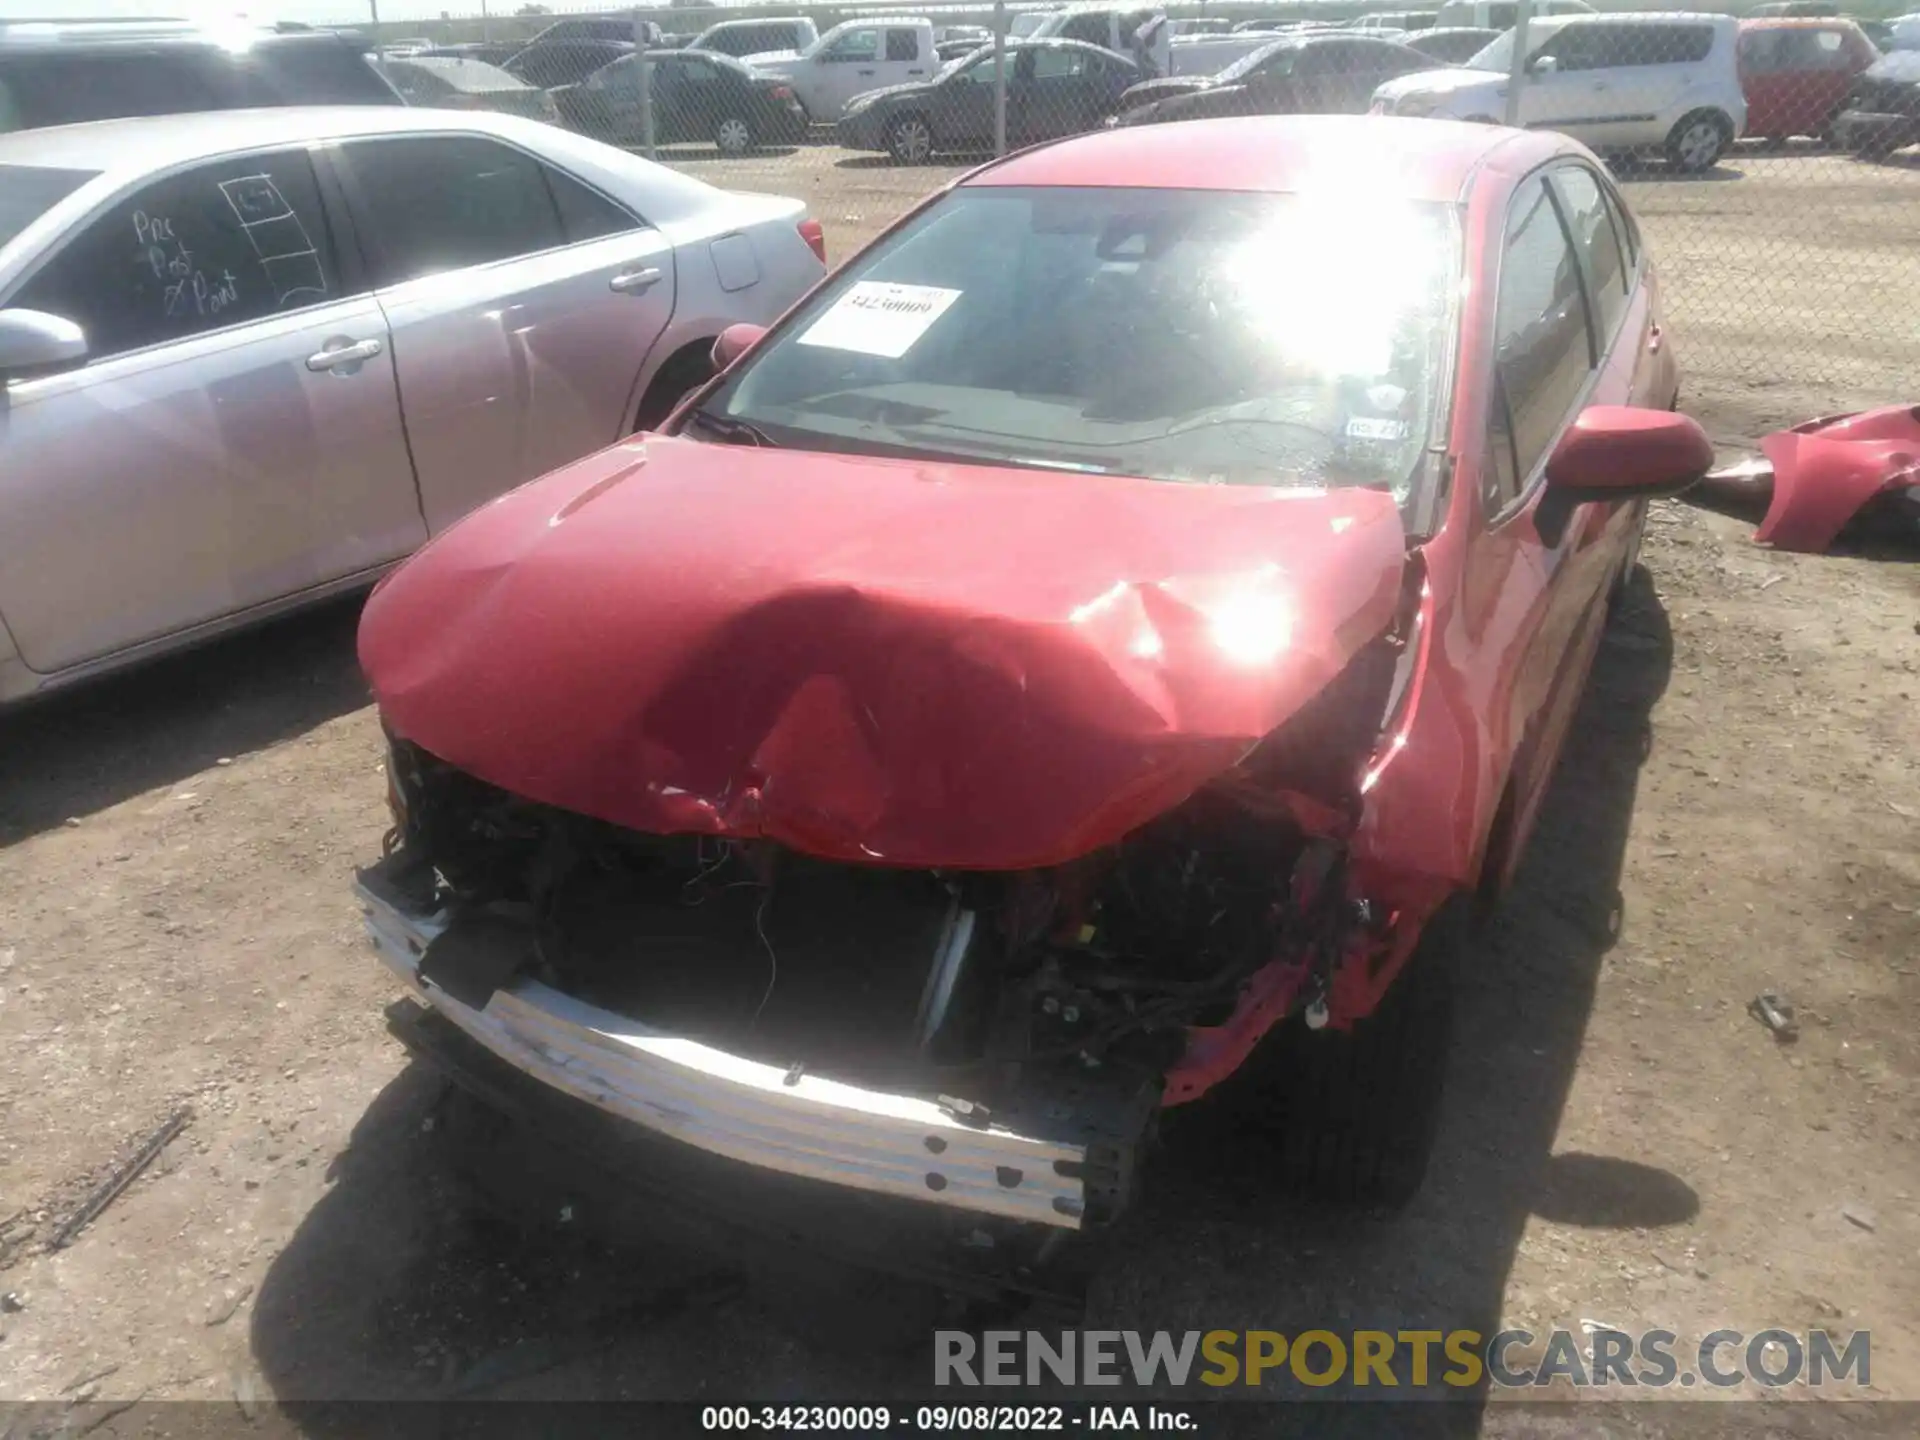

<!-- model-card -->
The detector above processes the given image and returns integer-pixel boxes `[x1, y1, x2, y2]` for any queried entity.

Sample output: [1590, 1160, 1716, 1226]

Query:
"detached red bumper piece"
[1747, 405, 1920, 554]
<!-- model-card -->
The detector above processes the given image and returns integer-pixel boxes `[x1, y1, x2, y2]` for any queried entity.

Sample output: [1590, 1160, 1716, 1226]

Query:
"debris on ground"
[203, 1282, 254, 1327]
[47, 1106, 192, 1252]
[62, 1364, 120, 1394]
[1, 1290, 24, 1313]
[1747, 992, 1800, 1042]
[1842, 1204, 1879, 1233]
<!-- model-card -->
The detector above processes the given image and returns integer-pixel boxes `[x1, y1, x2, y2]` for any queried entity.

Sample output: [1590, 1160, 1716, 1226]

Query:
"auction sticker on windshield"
[797, 281, 962, 359]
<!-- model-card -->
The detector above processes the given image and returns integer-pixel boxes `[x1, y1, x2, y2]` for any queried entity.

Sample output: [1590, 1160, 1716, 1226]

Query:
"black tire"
[1252, 898, 1463, 1210]
[1665, 109, 1731, 173]
[632, 344, 716, 433]
[885, 112, 935, 164]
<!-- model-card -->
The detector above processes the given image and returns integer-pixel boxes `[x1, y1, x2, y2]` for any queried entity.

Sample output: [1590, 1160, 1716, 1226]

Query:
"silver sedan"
[0, 106, 827, 703]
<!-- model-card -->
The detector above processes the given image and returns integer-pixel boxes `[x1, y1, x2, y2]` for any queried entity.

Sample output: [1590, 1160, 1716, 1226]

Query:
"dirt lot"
[1, 142, 1917, 1426]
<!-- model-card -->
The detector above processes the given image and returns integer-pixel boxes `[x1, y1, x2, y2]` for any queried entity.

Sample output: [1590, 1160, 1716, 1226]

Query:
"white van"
[747, 16, 937, 119]
[1373, 12, 1746, 171]
[1435, 0, 1592, 27]
[688, 17, 819, 59]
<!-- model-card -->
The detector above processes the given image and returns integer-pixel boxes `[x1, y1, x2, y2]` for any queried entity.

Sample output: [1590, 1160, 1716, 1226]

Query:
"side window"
[885, 29, 920, 62]
[343, 136, 564, 285]
[1060, 14, 1111, 45]
[1597, 24, 1713, 66]
[12, 148, 340, 361]
[822, 28, 880, 62]
[1032, 46, 1090, 78]
[1552, 165, 1628, 349]
[1601, 179, 1639, 267]
[543, 165, 640, 243]
[1489, 176, 1593, 508]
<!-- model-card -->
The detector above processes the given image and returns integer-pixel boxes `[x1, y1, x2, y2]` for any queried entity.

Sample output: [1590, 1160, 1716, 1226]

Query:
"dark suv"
[0, 22, 400, 133]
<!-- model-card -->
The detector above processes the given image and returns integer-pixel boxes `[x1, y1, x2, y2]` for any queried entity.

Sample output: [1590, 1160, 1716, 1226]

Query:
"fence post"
[633, 9, 656, 161]
[1503, 0, 1532, 128]
[993, 0, 1008, 156]
[368, 0, 384, 60]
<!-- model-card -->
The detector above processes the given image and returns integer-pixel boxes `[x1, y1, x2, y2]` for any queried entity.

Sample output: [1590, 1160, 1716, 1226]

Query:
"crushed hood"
[360, 437, 1408, 869]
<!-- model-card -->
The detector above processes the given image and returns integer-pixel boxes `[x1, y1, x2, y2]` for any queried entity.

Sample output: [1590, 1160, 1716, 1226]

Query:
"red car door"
[1740, 23, 1871, 139]
[1455, 165, 1675, 894]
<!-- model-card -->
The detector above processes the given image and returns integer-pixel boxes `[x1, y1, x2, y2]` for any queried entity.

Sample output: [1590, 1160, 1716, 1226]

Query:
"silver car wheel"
[1671, 116, 1724, 171]
[888, 115, 933, 164]
[715, 117, 753, 153]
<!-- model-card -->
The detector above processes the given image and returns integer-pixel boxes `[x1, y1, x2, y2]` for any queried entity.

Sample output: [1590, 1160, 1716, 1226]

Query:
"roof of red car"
[964, 115, 1565, 204]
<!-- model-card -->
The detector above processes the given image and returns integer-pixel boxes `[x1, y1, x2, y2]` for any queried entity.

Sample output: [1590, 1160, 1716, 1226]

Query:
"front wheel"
[885, 113, 934, 164]
[713, 116, 755, 155]
[1247, 898, 1464, 1210]
[1665, 110, 1730, 173]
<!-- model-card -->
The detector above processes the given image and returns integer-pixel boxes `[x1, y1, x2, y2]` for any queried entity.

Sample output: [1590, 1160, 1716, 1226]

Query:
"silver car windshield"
[0, 164, 98, 250]
[710, 186, 1459, 502]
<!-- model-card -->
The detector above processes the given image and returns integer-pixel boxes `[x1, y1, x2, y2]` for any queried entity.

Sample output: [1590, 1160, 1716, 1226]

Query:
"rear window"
[0, 163, 97, 249]
[708, 185, 1459, 503]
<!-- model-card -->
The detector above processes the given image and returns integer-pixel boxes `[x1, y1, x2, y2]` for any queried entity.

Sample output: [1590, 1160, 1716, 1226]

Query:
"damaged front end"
[359, 585, 1425, 1235]
[353, 441, 1440, 1235]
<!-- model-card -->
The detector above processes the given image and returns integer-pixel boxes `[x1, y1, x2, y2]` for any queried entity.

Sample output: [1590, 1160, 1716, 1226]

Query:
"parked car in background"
[749, 17, 938, 120]
[503, 39, 633, 91]
[1011, 11, 1057, 39]
[837, 38, 1140, 159]
[1834, 48, 1920, 153]
[1166, 30, 1308, 75]
[1169, 17, 1234, 35]
[1352, 11, 1439, 32]
[421, 41, 522, 67]
[0, 107, 825, 703]
[1736, 18, 1878, 143]
[936, 24, 994, 46]
[557, 49, 810, 152]
[1749, 0, 1838, 15]
[0, 20, 399, 131]
[1886, 13, 1920, 50]
[1373, 13, 1746, 172]
[382, 37, 435, 57]
[353, 114, 1704, 1241]
[936, 37, 991, 62]
[1117, 32, 1432, 123]
[376, 55, 562, 122]
[1030, 4, 1170, 73]
[1404, 25, 1501, 62]
[687, 17, 820, 59]
[526, 17, 662, 46]
[1434, 0, 1591, 26]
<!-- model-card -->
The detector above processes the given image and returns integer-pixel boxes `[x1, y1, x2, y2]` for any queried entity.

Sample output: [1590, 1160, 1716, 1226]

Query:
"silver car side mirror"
[0, 308, 88, 378]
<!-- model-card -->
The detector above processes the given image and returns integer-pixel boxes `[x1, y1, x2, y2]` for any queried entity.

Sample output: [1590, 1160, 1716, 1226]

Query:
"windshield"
[0, 163, 97, 249]
[705, 186, 1458, 501]
[938, 46, 990, 76]
[1214, 39, 1297, 82]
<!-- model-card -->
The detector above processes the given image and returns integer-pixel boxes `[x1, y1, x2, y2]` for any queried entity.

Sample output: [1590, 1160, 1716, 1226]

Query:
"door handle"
[908, 67, 925, 74]
[305, 337, 382, 372]
[610, 266, 663, 294]
[857, 67, 875, 75]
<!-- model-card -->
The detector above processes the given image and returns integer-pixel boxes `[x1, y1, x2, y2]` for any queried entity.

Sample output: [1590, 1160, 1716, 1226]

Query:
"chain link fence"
[364, 1, 1920, 413]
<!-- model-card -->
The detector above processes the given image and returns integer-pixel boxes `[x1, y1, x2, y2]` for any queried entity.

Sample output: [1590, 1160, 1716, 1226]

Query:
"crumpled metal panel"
[359, 435, 1409, 871]
[1756, 404, 1920, 554]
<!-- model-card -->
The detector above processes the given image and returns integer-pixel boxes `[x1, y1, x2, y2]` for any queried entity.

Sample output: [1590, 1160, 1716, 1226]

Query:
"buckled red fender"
[1756, 404, 1920, 554]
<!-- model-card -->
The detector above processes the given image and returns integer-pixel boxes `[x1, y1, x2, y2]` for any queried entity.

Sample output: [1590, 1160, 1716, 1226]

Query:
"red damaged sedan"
[354, 116, 1707, 1244]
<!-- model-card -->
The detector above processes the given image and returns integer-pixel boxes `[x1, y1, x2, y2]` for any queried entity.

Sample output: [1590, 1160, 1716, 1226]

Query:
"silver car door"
[332, 132, 676, 535]
[0, 146, 420, 676]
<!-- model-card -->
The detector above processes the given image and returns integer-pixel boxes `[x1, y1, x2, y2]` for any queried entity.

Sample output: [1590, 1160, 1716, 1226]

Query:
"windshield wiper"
[685, 407, 775, 447]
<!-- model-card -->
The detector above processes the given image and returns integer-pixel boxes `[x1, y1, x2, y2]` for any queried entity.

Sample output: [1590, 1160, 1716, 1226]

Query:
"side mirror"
[0, 308, 87, 379]
[1545, 406, 1715, 500]
[1529, 53, 1559, 73]
[711, 322, 767, 371]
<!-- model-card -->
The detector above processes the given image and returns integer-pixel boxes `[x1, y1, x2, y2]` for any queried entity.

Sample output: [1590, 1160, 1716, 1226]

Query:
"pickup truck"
[748, 16, 937, 120]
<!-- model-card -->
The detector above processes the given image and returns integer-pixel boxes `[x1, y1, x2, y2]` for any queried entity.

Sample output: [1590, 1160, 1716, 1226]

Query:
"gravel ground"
[0, 141, 1916, 1429]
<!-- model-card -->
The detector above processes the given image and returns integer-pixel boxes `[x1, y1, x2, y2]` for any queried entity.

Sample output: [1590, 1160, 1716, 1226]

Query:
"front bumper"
[834, 110, 887, 149]
[355, 854, 1117, 1230]
[1833, 108, 1920, 153]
